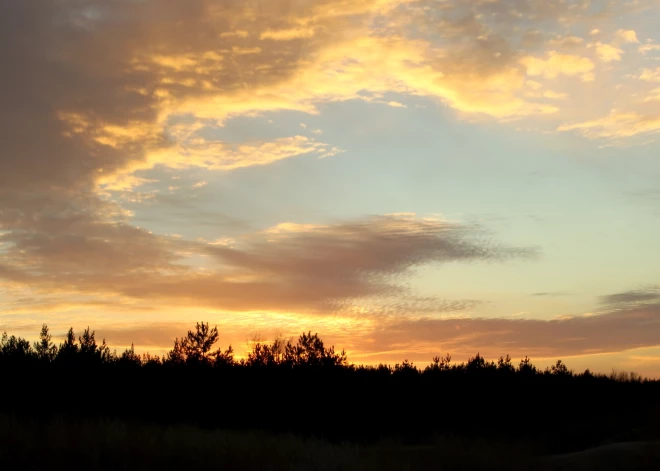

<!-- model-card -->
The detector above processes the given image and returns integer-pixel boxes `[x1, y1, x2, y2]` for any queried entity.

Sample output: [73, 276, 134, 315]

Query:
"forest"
[1, 322, 660, 470]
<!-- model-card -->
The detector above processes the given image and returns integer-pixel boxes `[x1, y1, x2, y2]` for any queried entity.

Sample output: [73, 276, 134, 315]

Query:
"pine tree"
[182, 322, 219, 364]
[33, 324, 57, 362]
[56, 327, 78, 363]
[119, 343, 142, 367]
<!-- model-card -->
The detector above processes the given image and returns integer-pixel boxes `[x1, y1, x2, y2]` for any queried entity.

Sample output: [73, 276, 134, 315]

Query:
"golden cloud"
[591, 42, 624, 62]
[260, 27, 316, 41]
[520, 51, 595, 81]
[558, 110, 660, 139]
[614, 29, 640, 44]
[3, 0, 648, 204]
[640, 67, 660, 82]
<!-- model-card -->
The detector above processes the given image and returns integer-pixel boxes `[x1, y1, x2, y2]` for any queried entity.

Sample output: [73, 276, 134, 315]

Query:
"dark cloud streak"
[600, 287, 660, 306]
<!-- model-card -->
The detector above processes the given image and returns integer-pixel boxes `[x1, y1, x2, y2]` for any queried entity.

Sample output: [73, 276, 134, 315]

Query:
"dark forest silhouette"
[1, 322, 660, 455]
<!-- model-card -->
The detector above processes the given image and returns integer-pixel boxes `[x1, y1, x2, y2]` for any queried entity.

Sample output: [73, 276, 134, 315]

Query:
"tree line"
[1, 322, 659, 453]
[0, 323, 348, 369]
[0, 322, 648, 381]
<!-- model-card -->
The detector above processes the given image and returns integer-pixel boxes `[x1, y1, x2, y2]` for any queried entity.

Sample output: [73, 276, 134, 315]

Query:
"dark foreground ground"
[1, 414, 659, 471]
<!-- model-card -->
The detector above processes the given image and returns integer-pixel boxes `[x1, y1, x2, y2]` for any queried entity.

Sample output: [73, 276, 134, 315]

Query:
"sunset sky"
[2, 0, 660, 376]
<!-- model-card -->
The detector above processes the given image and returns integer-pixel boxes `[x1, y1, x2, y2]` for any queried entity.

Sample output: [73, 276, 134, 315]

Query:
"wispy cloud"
[356, 303, 660, 360]
[600, 286, 660, 306]
[0, 214, 537, 314]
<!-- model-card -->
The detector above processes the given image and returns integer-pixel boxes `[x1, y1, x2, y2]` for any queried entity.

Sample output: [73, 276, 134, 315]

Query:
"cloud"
[614, 29, 639, 44]
[547, 35, 584, 49]
[95, 323, 192, 349]
[600, 287, 660, 306]
[644, 88, 660, 102]
[0, 0, 651, 219]
[640, 67, 660, 82]
[146, 135, 337, 173]
[0, 214, 538, 314]
[358, 303, 660, 360]
[520, 51, 595, 81]
[542, 90, 568, 100]
[387, 101, 407, 108]
[557, 109, 660, 140]
[639, 44, 660, 55]
[590, 42, 624, 62]
[260, 27, 316, 41]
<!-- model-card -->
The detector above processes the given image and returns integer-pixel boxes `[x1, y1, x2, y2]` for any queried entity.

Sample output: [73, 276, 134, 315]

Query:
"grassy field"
[1, 414, 658, 470]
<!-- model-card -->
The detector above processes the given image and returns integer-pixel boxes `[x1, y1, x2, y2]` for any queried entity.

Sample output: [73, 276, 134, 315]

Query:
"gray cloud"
[600, 287, 660, 306]
[362, 303, 660, 359]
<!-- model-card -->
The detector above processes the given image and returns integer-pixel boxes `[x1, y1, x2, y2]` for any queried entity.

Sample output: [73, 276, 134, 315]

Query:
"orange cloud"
[0, 214, 536, 315]
[354, 303, 660, 361]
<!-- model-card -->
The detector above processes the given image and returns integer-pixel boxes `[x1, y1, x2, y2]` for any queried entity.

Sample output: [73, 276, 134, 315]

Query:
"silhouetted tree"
[56, 327, 79, 365]
[550, 359, 571, 376]
[518, 356, 537, 375]
[246, 338, 284, 367]
[141, 352, 162, 368]
[393, 359, 418, 377]
[466, 353, 494, 373]
[374, 363, 393, 376]
[1, 332, 32, 362]
[33, 324, 57, 362]
[164, 338, 186, 366]
[283, 332, 347, 368]
[497, 354, 515, 374]
[425, 353, 452, 373]
[182, 322, 218, 365]
[119, 344, 142, 367]
[213, 344, 234, 367]
[165, 322, 233, 367]
[78, 327, 112, 364]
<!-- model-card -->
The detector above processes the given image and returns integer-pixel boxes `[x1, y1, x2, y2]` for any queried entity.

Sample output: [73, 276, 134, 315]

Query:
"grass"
[0, 414, 658, 470]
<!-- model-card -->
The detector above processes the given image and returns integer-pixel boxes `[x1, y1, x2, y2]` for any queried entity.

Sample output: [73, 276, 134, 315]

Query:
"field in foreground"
[1, 415, 659, 471]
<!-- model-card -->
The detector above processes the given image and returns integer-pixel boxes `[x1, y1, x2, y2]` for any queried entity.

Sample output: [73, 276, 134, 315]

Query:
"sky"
[2, 0, 660, 376]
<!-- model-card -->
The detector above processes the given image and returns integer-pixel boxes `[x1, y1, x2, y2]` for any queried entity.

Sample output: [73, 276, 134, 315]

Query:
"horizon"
[2, 0, 660, 378]
[3, 321, 657, 378]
